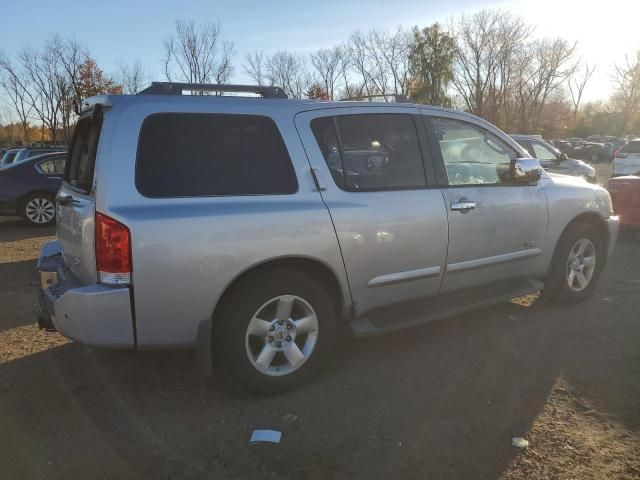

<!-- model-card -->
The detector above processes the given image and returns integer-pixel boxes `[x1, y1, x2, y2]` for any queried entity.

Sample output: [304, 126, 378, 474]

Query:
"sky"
[1, 0, 639, 106]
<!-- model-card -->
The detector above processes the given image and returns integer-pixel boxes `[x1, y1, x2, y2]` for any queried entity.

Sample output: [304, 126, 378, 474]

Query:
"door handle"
[310, 167, 327, 191]
[450, 201, 476, 212]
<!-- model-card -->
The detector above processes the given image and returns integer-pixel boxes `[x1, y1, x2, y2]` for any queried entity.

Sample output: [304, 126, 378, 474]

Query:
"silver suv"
[37, 83, 619, 393]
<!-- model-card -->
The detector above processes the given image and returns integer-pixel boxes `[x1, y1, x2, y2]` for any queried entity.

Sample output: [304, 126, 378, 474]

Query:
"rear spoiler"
[73, 96, 112, 116]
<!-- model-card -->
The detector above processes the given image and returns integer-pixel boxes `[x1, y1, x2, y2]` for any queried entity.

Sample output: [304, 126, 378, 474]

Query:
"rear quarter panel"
[98, 99, 349, 348]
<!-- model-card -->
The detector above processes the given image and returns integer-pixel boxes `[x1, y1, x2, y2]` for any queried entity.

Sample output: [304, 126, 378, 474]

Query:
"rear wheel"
[20, 193, 56, 227]
[541, 222, 604, 304]
[214, 268, 337, 394]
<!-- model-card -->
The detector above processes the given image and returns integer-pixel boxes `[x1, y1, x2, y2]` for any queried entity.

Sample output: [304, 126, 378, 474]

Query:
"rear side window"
[621, 141, 640, 154]
[310, 113, 427, 191]
[38, 157, 66, 174]
[136, 113, 298, 197]
[65, 115, 101, 192]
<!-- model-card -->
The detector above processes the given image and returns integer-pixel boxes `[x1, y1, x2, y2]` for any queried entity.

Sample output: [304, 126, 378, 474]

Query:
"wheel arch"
[211, 256, 351, 325]
[549, 211, 609, 272]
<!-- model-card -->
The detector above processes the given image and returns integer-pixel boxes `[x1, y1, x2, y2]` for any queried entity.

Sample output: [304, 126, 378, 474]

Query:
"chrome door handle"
[450, 201, 476, 212]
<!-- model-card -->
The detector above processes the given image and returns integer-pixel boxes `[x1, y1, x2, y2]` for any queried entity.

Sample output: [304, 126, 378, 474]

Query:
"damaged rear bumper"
[37, 240, 135, 348]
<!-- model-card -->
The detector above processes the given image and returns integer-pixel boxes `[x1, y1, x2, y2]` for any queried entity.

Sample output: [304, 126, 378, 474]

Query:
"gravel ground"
[0, 175, 639, 479]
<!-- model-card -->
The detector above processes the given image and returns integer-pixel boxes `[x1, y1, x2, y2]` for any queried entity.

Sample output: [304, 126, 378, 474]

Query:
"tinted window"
[136, 114, 297, 197]
[66, 115, 101, 192]
[621, 141, 640, 154]
[430, 117, 517, 185]
[311, 114, 426, 191]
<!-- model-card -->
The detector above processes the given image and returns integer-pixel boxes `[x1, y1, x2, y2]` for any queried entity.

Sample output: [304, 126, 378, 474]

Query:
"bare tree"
[118, 59, 148, 94]
[514, 38, 577, 130]
[0, 53, 33, 141]
[612, 51, 640, 132]
[310, 46, 343, 100]
[568, 62, 595, 117]
[20, 46, 67, 144]
[163, 20, 234, 85]
[346, 28, 411, 97]
[244, 50, 312, 98]
[244, 51, 267, 86]
[451, 10, 531, 124]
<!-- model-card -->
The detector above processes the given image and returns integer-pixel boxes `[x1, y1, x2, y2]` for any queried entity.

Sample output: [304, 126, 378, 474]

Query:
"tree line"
[1, 10, 639, 147]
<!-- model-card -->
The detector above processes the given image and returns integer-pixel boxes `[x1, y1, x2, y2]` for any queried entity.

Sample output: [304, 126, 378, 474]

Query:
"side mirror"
[559, 153, 568, 160]
[510, 158, 542, 184]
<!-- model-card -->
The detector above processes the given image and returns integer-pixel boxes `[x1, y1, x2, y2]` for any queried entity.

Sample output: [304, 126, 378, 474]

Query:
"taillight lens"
[95, 212, 132, 285]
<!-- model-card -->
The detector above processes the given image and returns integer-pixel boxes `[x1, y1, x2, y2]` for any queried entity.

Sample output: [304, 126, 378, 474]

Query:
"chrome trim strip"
[368, 266, 441, 288]
[447, 248, 542, 273]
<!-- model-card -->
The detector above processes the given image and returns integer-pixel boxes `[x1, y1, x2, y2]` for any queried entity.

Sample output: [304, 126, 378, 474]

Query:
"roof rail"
[340, 93, 411, 103]
[137, 82, 288, 99]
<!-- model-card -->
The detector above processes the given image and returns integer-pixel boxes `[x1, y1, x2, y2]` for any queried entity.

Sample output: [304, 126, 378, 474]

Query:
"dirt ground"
[1, 167, 639, 479]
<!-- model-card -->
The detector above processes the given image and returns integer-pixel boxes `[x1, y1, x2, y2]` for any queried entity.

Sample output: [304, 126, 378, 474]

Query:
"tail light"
[95, 212, 132, 285]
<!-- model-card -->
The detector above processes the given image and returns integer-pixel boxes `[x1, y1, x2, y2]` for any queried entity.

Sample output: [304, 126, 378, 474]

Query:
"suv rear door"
[57, 107, 103, 284]
[295, 107, 448, 316]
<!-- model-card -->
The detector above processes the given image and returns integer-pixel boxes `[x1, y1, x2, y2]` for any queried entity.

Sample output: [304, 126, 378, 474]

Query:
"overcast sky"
[1, 0, 639, 104]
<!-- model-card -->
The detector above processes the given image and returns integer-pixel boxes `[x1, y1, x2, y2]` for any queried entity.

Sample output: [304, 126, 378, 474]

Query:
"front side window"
[531, 142, 559, 161]
[310, 113, 427, 191]
[430, 117, 517, 186]
[136, 113, 298, 197]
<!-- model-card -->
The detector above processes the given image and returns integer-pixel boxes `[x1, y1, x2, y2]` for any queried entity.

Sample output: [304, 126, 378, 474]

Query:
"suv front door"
[424, 112, 549, 293]
[295, 107, 449, 316]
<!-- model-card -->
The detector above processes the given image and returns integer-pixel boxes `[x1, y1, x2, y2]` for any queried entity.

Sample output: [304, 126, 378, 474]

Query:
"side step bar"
[349, 278, 544, 337]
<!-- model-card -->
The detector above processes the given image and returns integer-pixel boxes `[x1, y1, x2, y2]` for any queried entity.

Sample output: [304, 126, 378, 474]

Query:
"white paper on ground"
[249, 429, 282, 444]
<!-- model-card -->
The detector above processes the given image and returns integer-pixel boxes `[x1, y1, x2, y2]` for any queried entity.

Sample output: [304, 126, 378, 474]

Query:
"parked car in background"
[565, 142, 612, 163]
[607, 176, 640, 227]
[0, 152, 66, 226]
[566, 137, 585, 146]
[7, 147, 67, 166]
[511, 135, 597, 183]
[0, 149, 20, 166]
[36, 83, 619, 393]
[613, 139, 640, 177]
[551, 139, 573, 152]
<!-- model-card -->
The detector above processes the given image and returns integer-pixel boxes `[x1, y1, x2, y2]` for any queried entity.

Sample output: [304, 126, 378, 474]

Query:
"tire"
[20, 192, 56, 227]
[213, 267, 337, 394]
[541, 222, 605, 304]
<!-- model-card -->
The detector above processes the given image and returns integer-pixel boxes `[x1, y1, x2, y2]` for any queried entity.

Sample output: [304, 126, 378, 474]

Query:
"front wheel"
[541, 222, 605, 304]
[214, 268, 337, 394]
[20, 193, 56, 227]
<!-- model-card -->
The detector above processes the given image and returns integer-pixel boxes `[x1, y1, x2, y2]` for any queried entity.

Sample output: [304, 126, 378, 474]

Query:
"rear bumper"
[603, 216, 620, 258]
[37, 240, 135, 348]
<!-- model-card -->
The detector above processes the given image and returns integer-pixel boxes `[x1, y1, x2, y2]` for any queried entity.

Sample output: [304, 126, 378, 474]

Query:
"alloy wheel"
[25, 197, 55, 224]
[244, 294, 319, 376]
[566, 238, 596, 292]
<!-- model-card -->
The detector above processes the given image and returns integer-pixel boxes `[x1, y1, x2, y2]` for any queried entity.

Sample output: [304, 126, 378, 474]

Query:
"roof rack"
[340, 93, 411, 103]
[137, 82, 288, 99]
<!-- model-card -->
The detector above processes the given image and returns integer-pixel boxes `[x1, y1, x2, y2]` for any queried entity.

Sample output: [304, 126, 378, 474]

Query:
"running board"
[349, 278, 544, 337]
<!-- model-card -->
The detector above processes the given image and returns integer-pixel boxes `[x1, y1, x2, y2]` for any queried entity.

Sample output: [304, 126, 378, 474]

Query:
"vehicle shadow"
[0, 259, 42, 333]
[0, 217, 55, 242]
[0, 236, 637, 480]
